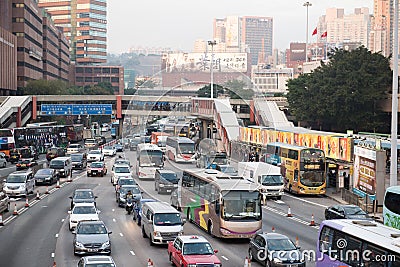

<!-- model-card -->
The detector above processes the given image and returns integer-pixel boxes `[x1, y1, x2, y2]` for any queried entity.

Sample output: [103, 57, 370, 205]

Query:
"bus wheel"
[277, 196, 282, 200]
[288, 185, 293, 194]
[208, 220, 214, 237]
[187, 208, 192, 222]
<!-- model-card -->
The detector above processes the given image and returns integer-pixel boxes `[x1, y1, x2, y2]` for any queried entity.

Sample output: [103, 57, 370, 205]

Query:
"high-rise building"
[38, 0, 107, 65]
[369, 0, 390, 56]
[212, 16, 273, 66]
[317, 8, 371, 47]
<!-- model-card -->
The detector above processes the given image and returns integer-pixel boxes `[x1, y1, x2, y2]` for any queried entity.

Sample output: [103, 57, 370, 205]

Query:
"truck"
[151, 132, 170, 152]
[83, 129, 93, 140]
[237, 161, 284, 200]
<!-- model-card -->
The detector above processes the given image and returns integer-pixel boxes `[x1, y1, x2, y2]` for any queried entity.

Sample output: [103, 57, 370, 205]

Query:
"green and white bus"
[383, 186, 400, 230]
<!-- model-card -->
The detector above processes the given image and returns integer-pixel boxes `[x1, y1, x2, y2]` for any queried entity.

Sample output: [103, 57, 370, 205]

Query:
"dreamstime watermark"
[256, 238, 397, 263]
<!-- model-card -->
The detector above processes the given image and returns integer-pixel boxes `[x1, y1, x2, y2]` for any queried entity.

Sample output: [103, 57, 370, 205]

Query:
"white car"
[87, 149, 104, 162]
[101, 123, 110, 132]
[67, 144, 84, 154]
[111, 163, 132, 185]
[102, 146, 116, 157]
[68, 202, 100, 231]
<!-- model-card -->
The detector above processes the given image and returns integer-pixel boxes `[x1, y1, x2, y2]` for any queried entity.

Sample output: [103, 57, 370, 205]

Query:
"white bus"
[136, 143, 164, 179]
[383, 186, 400, 230]
[165, 136, 196, 163]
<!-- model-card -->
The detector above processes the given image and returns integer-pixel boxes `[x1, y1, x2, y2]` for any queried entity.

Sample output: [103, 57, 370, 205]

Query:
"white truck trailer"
[237, 161, 284, 200]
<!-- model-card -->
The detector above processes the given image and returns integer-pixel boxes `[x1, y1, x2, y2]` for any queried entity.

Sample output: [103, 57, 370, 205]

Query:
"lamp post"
[303, 1, 312, 62]
[208, 40, 217, 99]
[390, 0, 399, 187]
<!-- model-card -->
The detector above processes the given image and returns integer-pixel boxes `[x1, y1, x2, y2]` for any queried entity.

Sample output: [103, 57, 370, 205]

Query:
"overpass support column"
[16, 107, 21, 127]
[250, 100, 255, 123]
[32, 96, 37, 120]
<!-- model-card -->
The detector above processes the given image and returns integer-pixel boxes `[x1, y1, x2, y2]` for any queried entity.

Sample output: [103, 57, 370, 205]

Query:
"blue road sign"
[41, 104, 112, 116]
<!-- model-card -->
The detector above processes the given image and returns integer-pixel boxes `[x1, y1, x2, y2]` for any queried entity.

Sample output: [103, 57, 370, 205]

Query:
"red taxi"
[168, 235, 221, 267]
[87, 161, 107, 177]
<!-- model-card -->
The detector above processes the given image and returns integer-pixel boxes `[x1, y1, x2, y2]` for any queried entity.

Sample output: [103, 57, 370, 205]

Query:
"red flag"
[321, 31, 327, 38]
[312, 27, 317, 36]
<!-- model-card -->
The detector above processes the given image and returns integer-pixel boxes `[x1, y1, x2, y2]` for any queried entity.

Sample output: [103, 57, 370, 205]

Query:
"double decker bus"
[383, 186, 400, 230]
[180, 169, 262, 238]
[66, 124, 84, 142]
[316, 219, 400, 267]
[136, 143, 164, 179]
[264, 142, 326, 195]
[165, 136, 196, 163]
[0, 129, 15, 157]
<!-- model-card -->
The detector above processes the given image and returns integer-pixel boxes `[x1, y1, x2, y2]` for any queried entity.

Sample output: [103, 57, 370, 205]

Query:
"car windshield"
[73, 206, 96, 214]
[74, 191, 94, 199]
[120, 187, 140, 194]
[89, 150, 101, 154]
[77, 223, 107, 234]
[47, 148, 59, 155]
[18, 159, 31, 164]
[183, 242, 214, 255]
[50, 160, 64, 167]
[261, 175, 283, 186]
[160, 173, 178, 182]
[71, 154, 83, 161]
[119, 179, 135, 185]
[36, 169, 53, 175]
[90, 162, 103, 168]
[104, 146, 113, 150]
[267, 238, 297, 251]
[153, 213, 182, 226]
[7, 174, 26, 183]
[115, 160, 129, 165]
[115, 166, 130, 173]
[344, 206, 366, 215]
[69, 144, 80, 148]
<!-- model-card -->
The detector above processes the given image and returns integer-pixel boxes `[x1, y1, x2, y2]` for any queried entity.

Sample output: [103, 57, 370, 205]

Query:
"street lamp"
[208, 40, 217, 99]
[303, 1, 312, 63]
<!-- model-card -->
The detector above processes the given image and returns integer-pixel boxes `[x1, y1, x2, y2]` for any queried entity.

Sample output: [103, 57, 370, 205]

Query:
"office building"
[369, 0, 390, 57]
[38, 0, 107, 65]
[0, 27, 17, 95]
[251, 66, 293, 95]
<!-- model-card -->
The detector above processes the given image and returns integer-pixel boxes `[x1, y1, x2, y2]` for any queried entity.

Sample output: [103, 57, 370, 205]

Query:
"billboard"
[162, 52, 248, 73]
[353, 146, 377, 196]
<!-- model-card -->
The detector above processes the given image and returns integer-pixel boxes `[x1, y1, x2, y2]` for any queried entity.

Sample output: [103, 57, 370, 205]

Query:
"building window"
[15, 33, 24, 37]
[14, 3, 24, 8]
[111, 77, 119, 83]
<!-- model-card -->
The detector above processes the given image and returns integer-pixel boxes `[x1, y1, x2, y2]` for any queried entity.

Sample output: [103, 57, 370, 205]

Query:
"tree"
[196, 84, 224, 98]
[224, 80, 254, 100]
[22, 80, 69, 95]
[286, 46, 392, 133]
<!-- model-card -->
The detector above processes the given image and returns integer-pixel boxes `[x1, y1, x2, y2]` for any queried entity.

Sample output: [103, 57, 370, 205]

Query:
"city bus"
[136, 143, 164, 179]
[165, 136, 196, 163]
[0, 129, 15, 157]
[264, 142, 326, 195]
[316, 219, 400, 267]
[383, 186, 400, 230]
[111, 121, 119, 139]
[180, 169, 262, 238]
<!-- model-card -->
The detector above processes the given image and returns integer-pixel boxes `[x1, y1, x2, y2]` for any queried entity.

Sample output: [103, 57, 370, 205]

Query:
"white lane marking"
[263, 206, 320, 230]
[130, 250, 135, 256]
[55, 234, 59, 238]
[51, 252, 55, 258]
[274, 200, 285, 204]
[113, 218, 116, 222]
[61, 219, 65, 222]
[119, 233, 123, 237]
[112, 209, 115, 212]
[221, 256, 229, 261]
[284, 194, 328, 208]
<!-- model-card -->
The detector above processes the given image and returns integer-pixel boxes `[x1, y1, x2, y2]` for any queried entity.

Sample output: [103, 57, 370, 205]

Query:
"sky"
[107, 0, 373, 54]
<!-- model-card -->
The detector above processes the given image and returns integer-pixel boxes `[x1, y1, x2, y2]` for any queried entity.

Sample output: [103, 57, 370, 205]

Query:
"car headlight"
[214, 264, 221, 267]
[153, 231, 161, 237]
[174, 184, 178, 187]
[220, 228, 231, 235]
[101, 241, 110, 249]
[20, 184, 26, 189]
[178, 231, 184, 236]
[75, 241, 85, 248]
[159, 184, 165, 187]
[273, 258, 282, 263]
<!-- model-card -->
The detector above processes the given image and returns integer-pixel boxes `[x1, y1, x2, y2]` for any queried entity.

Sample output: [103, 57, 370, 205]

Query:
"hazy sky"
[107, 0, 373, 54]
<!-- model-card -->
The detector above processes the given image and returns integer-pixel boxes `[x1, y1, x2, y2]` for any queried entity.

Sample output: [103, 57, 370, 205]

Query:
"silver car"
[73, 220, 112, 255]
[3, 170, 35, 197]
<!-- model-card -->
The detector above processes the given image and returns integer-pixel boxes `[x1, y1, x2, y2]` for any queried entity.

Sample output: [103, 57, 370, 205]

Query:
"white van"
[237, 161, 284, 200]
[50, 156, 72, 178]
[141, 201, 185, 245]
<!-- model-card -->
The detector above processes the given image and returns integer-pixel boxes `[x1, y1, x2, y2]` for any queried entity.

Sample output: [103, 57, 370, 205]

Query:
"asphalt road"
[0, 149, 340, 267]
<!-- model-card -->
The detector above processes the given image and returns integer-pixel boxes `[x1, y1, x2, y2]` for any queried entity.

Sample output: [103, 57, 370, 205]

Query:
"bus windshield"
[179, 143, 195, 154]
[139, 150, 163, 167]
[301, 171, 325, 187]
[222, 191, 261, 221]
[261, 175, 283, 186]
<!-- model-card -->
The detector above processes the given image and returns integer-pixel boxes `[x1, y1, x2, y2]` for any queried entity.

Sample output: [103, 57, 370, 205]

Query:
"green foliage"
[224, 80, 254, 100]
[124, 88, 137, 95]
[286, 46, 392, 132]
[196, 84, 224, 98]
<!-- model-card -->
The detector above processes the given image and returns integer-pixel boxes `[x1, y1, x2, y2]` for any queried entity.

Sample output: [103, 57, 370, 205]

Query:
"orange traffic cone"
[36, 190, 40, 200]
[25, 197, 29, 207]
[244, 256, 251, 267]
[13, 203, 18, 215]
[0, 213, 4, 226]
[45, 186, 50, 194]
[56, 180, 60, 188]
[287, 206, 292, 217]
[295, 236, 299, 247]
[53, 261, 56, 267]
[147, 258, 153, 267]
[272, 226, 275, 232]
[310, 214, 316, 226]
